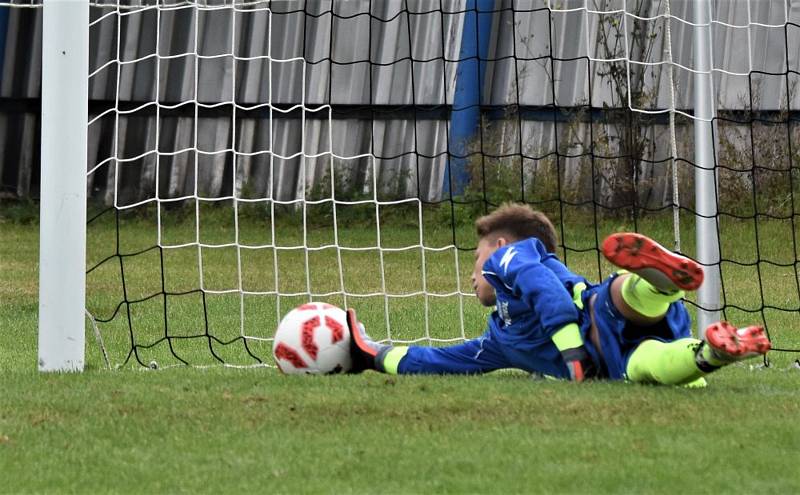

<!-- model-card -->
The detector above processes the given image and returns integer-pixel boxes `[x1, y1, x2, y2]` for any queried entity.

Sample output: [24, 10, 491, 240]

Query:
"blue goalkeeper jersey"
[481, 237, 587, 358]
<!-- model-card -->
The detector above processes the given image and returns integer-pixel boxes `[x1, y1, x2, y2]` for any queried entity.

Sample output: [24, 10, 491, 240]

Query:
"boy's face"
[471, 236, 506, 307]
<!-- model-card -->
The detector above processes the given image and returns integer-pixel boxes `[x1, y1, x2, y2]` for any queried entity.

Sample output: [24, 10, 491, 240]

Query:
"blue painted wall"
[0, 6, 9, 83]
[443, 0, 494, 198]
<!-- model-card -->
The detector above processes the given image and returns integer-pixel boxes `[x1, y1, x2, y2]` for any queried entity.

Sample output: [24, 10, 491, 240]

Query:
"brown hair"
[475, 203, 559, 253]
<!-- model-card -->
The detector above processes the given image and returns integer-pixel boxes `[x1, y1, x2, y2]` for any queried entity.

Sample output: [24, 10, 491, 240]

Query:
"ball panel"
[301, 315, 321, 359]
[273, 342, 308, 373]
[325, 315, 345, 343]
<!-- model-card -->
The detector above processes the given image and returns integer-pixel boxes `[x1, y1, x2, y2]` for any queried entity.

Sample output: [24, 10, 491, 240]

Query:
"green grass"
[2, 203, 800, 493]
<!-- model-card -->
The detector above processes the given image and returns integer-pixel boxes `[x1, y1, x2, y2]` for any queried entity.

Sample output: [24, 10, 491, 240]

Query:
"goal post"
[692, 0, 722, 337]
[37, 0, 89, 372]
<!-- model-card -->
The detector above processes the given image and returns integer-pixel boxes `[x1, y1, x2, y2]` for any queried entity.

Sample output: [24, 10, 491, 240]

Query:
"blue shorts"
[580, 273, 693, 380]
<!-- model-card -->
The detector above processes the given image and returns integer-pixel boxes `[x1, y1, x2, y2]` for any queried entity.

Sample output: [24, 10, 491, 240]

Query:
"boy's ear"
[495, 237, 508, 248]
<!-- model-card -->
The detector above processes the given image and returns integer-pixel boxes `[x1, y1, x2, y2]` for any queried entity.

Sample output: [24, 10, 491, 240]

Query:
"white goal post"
[38, 0, 89, 372]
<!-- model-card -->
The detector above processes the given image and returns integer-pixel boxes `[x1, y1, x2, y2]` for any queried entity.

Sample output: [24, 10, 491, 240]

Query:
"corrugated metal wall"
[1, 0, 798, 203]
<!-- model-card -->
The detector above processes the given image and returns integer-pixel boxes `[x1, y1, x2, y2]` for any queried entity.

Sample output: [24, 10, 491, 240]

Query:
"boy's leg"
[346, 309, 507, 375]
[602, 233, 704, 323]
[626, 322, 771, 385]
[596, 232, 771, 384]
[626, 338, 703, 385]
[385, 339, 508, 375]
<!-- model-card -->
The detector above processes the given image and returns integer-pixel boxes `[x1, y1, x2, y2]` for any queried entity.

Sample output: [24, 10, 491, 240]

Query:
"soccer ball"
[272, 303, 352, 374]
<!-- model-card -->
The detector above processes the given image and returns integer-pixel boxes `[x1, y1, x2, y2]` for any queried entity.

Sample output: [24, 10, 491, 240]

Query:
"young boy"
[345, 203, 771, 385]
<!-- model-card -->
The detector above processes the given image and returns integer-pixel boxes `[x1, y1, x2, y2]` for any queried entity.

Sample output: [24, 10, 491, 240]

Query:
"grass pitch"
[2, 204, 800, 493]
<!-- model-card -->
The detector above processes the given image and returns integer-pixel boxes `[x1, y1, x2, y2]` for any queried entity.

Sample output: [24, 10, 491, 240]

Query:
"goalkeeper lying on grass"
[346, 203, 770, 385]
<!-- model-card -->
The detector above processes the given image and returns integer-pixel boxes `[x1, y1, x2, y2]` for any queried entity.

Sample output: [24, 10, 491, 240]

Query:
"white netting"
[52, 0, 796, 367]
[82, 1, 471, 368]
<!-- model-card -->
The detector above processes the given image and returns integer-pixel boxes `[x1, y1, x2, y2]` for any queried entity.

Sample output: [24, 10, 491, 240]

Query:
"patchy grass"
[2, 204, 800, 493]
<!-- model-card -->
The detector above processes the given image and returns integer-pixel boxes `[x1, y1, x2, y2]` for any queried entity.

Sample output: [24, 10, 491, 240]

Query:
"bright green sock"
[380, 346, 409, 375]
[683, 377, 708, 388]
[625, 338, 706, 385]
[621, 275, 685, 318]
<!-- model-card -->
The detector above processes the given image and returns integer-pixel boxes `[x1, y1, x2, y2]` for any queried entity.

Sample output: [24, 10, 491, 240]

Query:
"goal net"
[32, 0, 800, 368]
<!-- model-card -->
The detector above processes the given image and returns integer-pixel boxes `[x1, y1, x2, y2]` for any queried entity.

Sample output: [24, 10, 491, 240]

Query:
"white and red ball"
[272, 303, 352, 374]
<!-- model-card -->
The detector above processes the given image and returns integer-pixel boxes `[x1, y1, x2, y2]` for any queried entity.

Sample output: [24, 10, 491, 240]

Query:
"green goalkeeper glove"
[552, 321, 598, 382]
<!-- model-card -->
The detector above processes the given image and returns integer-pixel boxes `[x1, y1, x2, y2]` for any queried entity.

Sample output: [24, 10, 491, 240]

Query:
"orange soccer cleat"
[601, 232, 705, 292]
[704, 321, 772, 361]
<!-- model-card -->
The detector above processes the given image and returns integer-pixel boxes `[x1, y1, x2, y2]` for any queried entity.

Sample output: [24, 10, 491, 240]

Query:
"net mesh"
[51, 0, 799, 368]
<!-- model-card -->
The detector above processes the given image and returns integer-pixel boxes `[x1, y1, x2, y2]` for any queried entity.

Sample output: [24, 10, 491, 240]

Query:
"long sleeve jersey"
[481, 237, 587, 356]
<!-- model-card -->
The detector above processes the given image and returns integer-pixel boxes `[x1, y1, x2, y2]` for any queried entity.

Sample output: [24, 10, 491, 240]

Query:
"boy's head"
[474, 203, 558, 252]
[471, 203, 558, 306]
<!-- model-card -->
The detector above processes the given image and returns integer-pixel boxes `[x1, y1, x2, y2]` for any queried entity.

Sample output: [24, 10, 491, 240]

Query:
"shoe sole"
[705, 321, 771, 358]
[601, 233, 705, 291]
[347, 308, 378, 358]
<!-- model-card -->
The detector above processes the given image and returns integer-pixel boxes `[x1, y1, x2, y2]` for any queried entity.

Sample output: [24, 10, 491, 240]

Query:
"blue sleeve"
[483, 240, 579, 337]
[541, 253, 588, 294]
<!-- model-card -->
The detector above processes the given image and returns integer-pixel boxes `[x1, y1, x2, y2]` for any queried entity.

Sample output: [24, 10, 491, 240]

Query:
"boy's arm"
[485, 244, 598, 381]
[551, 323, 597, 381]
[513, 264, 598, 381]
[553, 281, 598, 380]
